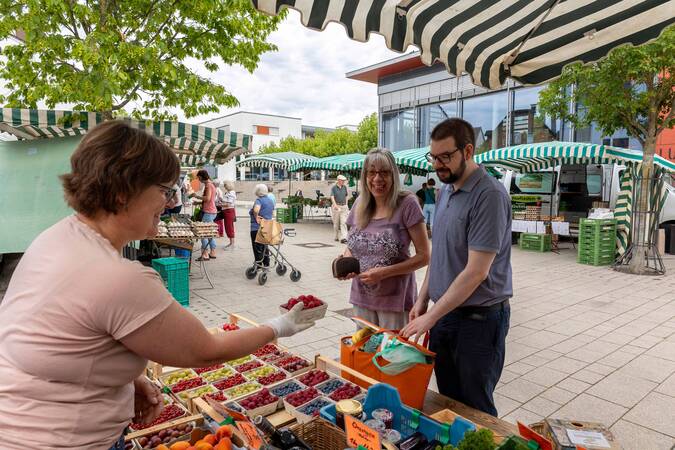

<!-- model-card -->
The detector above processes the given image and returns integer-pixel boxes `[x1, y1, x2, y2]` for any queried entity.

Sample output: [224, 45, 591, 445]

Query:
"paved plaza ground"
[2, 208, 675, 448]
[185, 209, 675, 449]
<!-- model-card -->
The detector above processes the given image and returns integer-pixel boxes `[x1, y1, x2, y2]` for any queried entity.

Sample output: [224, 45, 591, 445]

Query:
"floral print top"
[346, 193, 424, 312]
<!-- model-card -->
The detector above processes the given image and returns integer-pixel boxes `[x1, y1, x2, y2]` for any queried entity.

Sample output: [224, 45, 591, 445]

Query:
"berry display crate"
[518, 233, 552, 252]
[152, 257, 190, 306]
[577, 218, 617, 266]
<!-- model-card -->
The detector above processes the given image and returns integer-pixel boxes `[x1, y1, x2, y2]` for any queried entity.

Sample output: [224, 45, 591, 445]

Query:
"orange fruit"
[156, 445, 170, 450]
[215, 438, 232, 450]
[170, 442, 191, 450]
[195, 443, 214, 450]
[215, 425, 233, 440]
[203, 434, 217, 445]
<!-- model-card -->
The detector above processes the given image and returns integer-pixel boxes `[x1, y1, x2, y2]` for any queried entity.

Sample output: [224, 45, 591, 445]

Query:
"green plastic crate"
[152, 257, 190, 306]
[519, 233, 552, 252]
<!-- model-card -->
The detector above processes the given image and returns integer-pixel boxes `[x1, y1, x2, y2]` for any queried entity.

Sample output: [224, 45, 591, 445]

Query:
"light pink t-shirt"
[0, 216, 174, 449]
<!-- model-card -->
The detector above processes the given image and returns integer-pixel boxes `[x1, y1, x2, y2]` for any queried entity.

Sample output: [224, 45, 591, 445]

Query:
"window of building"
[253, 125, 279, 136]
[511, 86, 562, 145]
[418, 101, 457, 146]
[461, 91, 508, 154]
[382, 109, 415, 151]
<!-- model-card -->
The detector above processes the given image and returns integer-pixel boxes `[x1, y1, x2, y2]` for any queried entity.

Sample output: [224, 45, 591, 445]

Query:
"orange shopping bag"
[340, 317, 435, 409]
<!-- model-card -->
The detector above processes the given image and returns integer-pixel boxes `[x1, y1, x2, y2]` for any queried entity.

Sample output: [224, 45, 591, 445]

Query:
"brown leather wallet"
[332, 256, 360, 278]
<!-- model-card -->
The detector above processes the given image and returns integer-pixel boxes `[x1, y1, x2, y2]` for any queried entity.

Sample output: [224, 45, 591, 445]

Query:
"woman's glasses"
[157, 184, 176, 202]
[366, 169, 392, 179]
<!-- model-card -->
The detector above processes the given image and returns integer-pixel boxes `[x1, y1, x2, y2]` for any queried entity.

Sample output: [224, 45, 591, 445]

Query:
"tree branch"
[67, 0, 81, 40]
[112, 83, 141, 110]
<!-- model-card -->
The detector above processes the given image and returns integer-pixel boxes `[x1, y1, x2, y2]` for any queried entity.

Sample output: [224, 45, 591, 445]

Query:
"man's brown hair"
[61, 120, 180, 216]
[430, 117, 475, 150]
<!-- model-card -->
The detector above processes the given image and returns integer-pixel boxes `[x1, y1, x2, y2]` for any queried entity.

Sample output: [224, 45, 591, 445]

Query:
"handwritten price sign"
[345, 415, 381, 450]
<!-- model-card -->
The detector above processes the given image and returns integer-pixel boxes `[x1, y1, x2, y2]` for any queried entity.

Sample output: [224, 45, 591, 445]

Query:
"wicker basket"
[290, 418, 348, 450]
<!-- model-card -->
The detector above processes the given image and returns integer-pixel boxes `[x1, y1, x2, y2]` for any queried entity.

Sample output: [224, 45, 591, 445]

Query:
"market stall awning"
[252, 0, 674, 89]
[474, 141, 675, 173]
[236, 151, 317, 169]
[0, 108, 252, 165]
[288, 153, 365, 173]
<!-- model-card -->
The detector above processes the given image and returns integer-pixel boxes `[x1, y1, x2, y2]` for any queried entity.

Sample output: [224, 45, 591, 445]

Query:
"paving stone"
[501, 407, 544, 426]
[618, 354, 675, 383]
[586, 371, 657, 408]
[496, 378, 548, 403]
[655, 372, 675, 397]
[623, 392, 675, 437]
[630, 334, 665, 349]
[539, 386, 577, 405]
[583, 362, 617, 376]
[521, 366, 569, 388]
[556, 377, 591, 394]
[544, 356, 589, 375]
[521, 395, 561, 417]
[505, 361, 537, 375]
[493, 393, 521, 417]
[552, 393, 627, 427]
[610, 419, 675, 450]
[597, 350, 638, 368]
[646, 341, 675, 362]
[570, 370, 606, 385]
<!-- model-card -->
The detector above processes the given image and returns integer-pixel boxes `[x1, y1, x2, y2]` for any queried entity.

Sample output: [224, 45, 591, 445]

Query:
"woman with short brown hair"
[0, 121, 315, 450]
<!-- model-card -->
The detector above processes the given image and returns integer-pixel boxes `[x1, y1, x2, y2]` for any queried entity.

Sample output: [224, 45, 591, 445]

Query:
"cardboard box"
[542, 418, 620, 450]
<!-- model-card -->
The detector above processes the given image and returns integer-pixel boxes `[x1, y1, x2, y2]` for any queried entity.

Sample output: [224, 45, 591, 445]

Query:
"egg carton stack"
[166, 222, 195, 239]
[192, 221, 219, 238]
[156, 222, 169, 238]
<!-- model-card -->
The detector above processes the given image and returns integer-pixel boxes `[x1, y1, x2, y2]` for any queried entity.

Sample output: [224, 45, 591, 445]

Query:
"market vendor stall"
[131, 313, 527, 450]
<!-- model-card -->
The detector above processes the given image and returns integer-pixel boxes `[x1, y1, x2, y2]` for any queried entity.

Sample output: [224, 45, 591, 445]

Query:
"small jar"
[371, 408, 394, 429]
[335, 399, 363, 430]
[364, 418, 386, 433]
[381, 429, 402, 445]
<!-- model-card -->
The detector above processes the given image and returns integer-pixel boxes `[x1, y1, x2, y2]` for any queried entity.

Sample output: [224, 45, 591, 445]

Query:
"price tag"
[345, 415, 381, 450]
[237, 421, 264, 450]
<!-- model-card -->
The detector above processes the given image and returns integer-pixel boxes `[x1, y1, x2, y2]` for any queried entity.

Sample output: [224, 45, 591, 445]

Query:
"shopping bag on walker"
[255, 219, 283, 245]
[340, 317, 435, 409]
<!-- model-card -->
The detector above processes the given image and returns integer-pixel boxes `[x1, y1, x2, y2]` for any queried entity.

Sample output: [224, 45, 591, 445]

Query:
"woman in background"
[249, 184, 274, 268]
[222, 180, 237, 249]
[338, 148, 430, 329]
[192, 170, 218, 261]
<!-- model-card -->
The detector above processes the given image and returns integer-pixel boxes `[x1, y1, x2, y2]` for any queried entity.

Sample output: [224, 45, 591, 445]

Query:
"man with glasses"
[401, 118, 512, 417]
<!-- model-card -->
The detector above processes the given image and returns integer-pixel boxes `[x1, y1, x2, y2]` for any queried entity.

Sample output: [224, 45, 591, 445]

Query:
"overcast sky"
[183, 10, 404, 128]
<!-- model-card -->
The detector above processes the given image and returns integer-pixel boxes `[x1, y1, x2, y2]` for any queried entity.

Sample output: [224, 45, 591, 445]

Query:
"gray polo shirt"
[331, 184, 348, 205]
[428, 166, 512, 307]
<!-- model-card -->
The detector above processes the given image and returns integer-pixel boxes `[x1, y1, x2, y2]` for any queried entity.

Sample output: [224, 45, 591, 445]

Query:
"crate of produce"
[518, 233, 552, 252]
[270, 379, 306, 399]
[274, 355, 313, 376]
[279, 295, 328, 322]
[284, 386, 321, 415]
[276, 207, 295, 223]
[295, 397, 335, 424]
[151, 257, 190, 306]
[238, 387, 281, 418]
[223, 381, 262, 400]
[320, 383, 476, 448]
[159, 369, 198, 388]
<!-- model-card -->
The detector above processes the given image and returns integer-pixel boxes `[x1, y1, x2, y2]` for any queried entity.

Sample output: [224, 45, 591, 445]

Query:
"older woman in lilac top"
[340, 148, 430, 329]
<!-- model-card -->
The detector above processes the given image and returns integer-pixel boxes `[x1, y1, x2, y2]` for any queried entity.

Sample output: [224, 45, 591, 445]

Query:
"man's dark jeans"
[429, 304, 510, 417]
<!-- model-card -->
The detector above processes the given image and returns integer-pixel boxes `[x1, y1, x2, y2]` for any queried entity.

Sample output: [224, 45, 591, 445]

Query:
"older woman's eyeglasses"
[366, 169, 392, 179]
[425, 148, 461, 164]
[157, 184, 176, 202]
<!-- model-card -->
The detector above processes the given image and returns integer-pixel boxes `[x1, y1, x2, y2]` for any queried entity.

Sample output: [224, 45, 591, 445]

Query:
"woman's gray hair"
[223, 180, 235, 191]
[254, 183, 269, 197]
[355, 148, 403, 229]
[212, 179, 221, 187]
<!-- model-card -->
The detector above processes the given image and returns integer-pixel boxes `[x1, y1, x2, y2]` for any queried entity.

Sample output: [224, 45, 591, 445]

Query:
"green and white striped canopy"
[252, 0, 674, 90]
[288, 153, 365, 173]
[236, 151, 317, 169]
[0, 108, 252, 166]
[475, 142, 675, 173]
[344, 147, 433, 176]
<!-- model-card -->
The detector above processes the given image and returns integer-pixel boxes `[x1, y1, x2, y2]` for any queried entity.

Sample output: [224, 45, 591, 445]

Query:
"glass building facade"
[377, 65, 636, 153]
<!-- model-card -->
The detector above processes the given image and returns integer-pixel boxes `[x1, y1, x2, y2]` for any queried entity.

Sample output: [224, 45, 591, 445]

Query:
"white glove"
[264, 303, 316, 338]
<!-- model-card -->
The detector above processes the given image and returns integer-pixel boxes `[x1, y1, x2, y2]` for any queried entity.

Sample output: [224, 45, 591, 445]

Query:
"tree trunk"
[627, 136, 656, 274]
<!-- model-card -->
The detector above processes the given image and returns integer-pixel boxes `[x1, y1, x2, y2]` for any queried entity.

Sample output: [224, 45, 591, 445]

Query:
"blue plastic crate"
[152, 257, 190, 307]
[320, 383, 475, 446]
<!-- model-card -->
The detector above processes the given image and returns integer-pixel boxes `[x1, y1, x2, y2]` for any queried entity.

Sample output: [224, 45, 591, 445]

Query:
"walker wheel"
[290, 270, 301, 282]
[245, 266, 257, 279]
[276, 264, 288, 276]
[258, 272, 268, 285]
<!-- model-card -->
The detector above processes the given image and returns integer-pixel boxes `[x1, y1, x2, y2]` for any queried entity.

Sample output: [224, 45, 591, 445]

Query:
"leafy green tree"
[259, 112, 378, 157]
[0, 0, 284, 120]
[538, 25, 675, 273]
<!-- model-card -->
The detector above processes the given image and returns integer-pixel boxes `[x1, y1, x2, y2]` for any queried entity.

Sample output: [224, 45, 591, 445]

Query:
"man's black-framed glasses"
[425, 148, 462, 164]
[157, 184, 176, 202]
